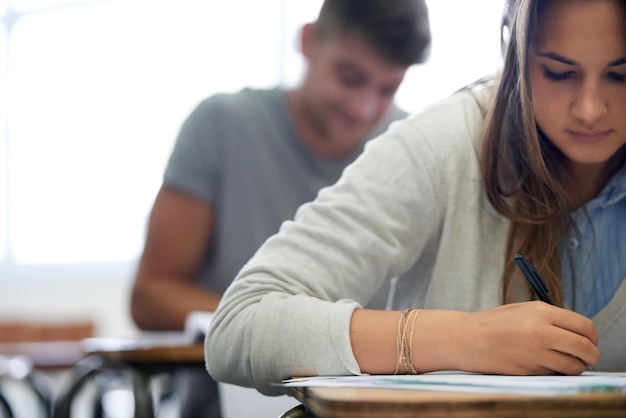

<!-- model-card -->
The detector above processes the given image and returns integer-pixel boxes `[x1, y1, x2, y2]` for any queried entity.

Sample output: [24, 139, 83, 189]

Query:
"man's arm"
[130, 184, 221, 331]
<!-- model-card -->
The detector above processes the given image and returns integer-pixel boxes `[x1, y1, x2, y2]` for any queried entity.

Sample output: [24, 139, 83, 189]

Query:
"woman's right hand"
[351, 302, 599, 376]
[452, 302, 600, 376]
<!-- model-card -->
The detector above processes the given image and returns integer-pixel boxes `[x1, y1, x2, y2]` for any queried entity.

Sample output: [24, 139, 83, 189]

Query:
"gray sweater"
[206, 86, 626, 395]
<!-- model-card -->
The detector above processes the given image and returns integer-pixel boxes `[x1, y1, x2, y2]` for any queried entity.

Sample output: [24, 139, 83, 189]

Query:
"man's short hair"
[315, 0, 431, 66]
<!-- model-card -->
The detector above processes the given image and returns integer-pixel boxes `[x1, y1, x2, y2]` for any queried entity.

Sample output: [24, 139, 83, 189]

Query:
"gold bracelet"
[407, 308, 422, 374]
[395, 308, 422, 375]
[394, 308, 410, 374]
[402, 309, 417, 374]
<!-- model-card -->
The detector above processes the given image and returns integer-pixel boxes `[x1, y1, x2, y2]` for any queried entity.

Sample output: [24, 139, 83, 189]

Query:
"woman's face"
[529, 0, 626, 173]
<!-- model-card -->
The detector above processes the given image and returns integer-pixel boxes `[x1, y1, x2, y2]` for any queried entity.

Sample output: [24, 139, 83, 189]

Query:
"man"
[130, 0, 431, 416]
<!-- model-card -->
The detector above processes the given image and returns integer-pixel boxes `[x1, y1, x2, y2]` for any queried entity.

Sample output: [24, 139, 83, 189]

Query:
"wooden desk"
[82, 337, 205, 367]
[53, 337, 205, 418]
[0, 341, 83, 370]
[291, 386, 626, 418]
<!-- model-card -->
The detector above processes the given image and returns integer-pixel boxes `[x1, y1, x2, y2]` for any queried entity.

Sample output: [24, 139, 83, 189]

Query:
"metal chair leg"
[0, 390, 15, 418]
[53, 356, 105, 418]
[279, 404, 316, 418]
[23, 368, 53, 417]
[2, 355, 51, 418]
[130, 369, 154, 418]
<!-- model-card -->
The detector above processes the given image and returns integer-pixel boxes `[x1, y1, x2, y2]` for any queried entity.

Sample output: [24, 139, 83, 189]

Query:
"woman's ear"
[299, 22, 316, 59]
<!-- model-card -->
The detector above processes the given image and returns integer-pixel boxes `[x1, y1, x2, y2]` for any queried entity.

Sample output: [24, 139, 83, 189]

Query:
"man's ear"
[299, 22, 317, 59]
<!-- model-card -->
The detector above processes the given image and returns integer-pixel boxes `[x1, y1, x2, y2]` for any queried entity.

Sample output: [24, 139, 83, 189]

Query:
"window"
[3, 0, 283, 269]
[0, 22, 5, 261]
[396, 1, 506, 111]
[12, 0, 91, 12]
[0, 0, 505, 280]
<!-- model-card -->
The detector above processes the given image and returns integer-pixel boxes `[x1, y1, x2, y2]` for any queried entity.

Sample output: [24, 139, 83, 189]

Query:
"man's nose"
[346, 90, 380, 120]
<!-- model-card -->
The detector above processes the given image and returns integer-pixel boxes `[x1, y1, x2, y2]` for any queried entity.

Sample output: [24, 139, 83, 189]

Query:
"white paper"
[280, 371, 626, 396]
[80, 311, 215, 352]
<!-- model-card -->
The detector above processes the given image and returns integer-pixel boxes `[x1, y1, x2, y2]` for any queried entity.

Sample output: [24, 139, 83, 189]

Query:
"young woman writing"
[206, 0, 626, 395]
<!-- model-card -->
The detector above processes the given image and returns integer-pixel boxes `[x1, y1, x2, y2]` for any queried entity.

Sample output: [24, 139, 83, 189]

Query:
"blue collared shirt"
[561, 163, 626, 318]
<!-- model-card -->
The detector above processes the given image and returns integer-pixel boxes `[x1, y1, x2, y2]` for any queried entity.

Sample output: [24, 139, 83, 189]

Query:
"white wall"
[0, 262, 138, 337]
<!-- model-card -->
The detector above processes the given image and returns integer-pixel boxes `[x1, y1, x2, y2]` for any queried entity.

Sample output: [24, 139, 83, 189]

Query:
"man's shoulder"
[197, 87, 285, 114]
[179, 87, 292, 152]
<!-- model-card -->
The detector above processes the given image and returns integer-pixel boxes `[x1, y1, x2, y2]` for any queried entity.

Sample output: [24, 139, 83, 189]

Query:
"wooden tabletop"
[0, 341, 84, 370]
[81, 337, 205, 365]
[292, 386, 626, 418]
[1, 336, 206, 371]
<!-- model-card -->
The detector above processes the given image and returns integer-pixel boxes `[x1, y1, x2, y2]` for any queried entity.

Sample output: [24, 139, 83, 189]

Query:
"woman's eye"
[607, 71, 625, 83]
[542, 67, 575, 81]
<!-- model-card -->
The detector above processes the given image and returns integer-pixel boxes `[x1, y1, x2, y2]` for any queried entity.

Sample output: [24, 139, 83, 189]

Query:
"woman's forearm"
[350, 303, 599, 376]
[350, 308, 468, 374]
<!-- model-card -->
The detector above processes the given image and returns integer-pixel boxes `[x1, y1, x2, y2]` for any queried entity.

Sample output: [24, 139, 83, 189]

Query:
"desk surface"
[0, 341, 83, 369]
[81, 337, 205, 365]
[292, 386, 626, 418]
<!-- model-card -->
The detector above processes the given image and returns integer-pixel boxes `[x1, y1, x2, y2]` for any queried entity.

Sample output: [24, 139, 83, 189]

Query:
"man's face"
[298, 29, 408, 158]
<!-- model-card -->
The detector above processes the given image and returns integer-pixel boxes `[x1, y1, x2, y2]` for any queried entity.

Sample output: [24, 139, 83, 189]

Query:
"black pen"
[514, 253, 555, 305]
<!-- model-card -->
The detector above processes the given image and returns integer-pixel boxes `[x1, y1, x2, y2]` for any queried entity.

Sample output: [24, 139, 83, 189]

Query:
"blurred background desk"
[0, 320, 93, 371]
[82, 337, 205, 367]
[0, 321, 94, 418]
[54, 336, 205, 418]
[0, 341, 83, 371]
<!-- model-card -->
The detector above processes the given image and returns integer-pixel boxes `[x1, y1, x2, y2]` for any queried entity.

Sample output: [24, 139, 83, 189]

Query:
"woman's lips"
[569, 130, 611, 143]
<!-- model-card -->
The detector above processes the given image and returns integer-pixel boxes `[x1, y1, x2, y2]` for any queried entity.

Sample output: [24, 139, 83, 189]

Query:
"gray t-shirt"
[164, 87, 407, 299]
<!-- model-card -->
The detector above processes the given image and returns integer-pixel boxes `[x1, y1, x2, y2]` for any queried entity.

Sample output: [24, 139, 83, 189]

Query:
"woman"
[206, 0, 626, 395]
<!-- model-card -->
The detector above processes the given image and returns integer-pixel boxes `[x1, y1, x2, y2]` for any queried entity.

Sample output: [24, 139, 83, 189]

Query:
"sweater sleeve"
[204, 113, 444, 394]
[204, 88, 491, 394]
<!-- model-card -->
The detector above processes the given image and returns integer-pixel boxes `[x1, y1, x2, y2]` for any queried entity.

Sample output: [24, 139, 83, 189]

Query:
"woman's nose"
[571, 80, 608, 127]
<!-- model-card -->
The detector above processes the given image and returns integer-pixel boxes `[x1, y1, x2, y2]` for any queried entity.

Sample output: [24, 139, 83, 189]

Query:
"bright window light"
[396, 0, 506, 113]
[11, 0, 94, 12]
[7, 0, 282, 264]
[0, 25, 5, 261]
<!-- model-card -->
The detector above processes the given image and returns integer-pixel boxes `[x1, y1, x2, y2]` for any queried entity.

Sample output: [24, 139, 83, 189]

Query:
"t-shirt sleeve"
[163, 97, 222, 204]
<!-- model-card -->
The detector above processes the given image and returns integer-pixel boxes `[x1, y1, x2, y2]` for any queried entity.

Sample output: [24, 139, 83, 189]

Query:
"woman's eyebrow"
[535, 51, 626, 68]
[535, 51, 576, 65]
[608, 57, 626, 67]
